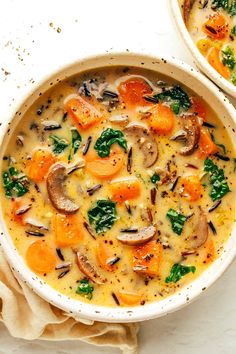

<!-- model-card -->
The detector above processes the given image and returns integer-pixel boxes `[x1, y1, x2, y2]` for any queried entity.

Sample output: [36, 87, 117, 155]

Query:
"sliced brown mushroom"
[178, 116, 200, 156]
[124, 123, 158, 168]
[188, 207, 208, 249]
[117, 225, 156, 246]
[46, 163, 80, 214]
[76, 249, 106, 284]
[183, 0, 195, 24]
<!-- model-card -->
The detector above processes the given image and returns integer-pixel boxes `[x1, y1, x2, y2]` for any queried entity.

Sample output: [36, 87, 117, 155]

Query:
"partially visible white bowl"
[170, 0, 236, 98]
[0, 52, 236, 323]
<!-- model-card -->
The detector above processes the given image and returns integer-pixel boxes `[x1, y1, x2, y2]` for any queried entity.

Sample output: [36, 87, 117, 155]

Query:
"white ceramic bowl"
[1, 52, 236, 323]
[170, 0, 236, 98]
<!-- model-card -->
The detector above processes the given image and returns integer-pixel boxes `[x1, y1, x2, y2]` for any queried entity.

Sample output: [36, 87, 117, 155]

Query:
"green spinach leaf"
[88, 199, 117, 234]
[150, 173, 160, 184]
[154, 85, 191, 113]
[68, 128, 82, 161]
[204, 158, 230, 201]
[166, 208, 187, 235]
[165, 263, 196, 283]
[94, 128, 127, 158]
[212, 0, 229, 10]
[2, 167, 29, 198]
[221, 46, 235, 70]
[76, 279, 94, 300]
[50, 135, 69, 154]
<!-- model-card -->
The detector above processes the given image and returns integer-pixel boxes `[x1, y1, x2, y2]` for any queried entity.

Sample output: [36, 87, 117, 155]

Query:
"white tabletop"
[0, 1, 236, 353]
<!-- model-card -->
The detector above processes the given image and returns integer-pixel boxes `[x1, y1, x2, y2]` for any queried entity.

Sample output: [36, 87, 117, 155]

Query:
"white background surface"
[0, 0, 236, 353]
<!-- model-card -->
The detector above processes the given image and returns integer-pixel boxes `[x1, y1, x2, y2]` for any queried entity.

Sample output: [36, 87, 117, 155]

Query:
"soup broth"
[1, 66, 235, 307]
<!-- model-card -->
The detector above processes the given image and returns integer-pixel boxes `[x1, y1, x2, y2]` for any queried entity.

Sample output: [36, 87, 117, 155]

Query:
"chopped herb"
[165, 263, 196, 283]
[2, 167, 29, 198]
[155, 85, 191, 112]
[229, 0, 236, 15]
[231, 25, 236, 36]
[211, 0, 229, 10]
[170, 102, 180, 114]
[210, 133, 227, 154]
[231, 72, 236, 85]
[71, 128, 81, 154]
[204, 158, 230, 201]
[68, 128, 82, 161]
[166, 208, 187, 235]
[150, 173, 160, 184]
[88, 199, 117, 234]
[76, 279, 94, 300]
[221, 47, 235, 70]
[94, 128, 127, 158]
[50, 135, 69, 154]
[211, 0, 236, 15]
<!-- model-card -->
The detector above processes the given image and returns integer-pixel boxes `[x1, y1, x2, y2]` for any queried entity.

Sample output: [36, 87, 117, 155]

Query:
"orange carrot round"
[65, 96, 103, 130]
[52, 213, 85, 247]
[148, 103, 175, 135]
[28, 149, 57, 183]
[118, 77, 153, 108]
[132, 241, 163, 276]
[199, 127, 219, 157]
[115, 290, 141, 306]
[191, 97, 207, 119]
[110, 178, 141, 203]
[182, 175, 203, 202]
[203, 12, 228, 40]
[96, 239, 118, 272]
[12, 200, 27, 225]
[26, 240, 56, 274]
[207, 47, 230, 79]
[86, 145, 124, 179]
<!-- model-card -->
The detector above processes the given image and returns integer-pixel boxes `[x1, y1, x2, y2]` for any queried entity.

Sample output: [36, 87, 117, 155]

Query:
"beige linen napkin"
[0, 247, 138, 354]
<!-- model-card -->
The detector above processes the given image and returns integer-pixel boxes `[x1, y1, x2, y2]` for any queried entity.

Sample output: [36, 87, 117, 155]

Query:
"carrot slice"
[199, 127, 219, 157]
[117, 77, 153, 108]
[203, 238, 215, 264]
[52, 213, 84, 247]
[133, 241, 163, 276]
[96, 239, 118, 272]
[110, 178, 141, 203]
[12, 200, 27, 225]
[203, 12, 228, 40]
[65, 96, 103, 130]
[207, 47, 230, 79]
[115, 290, 141, 306]
[147, 103, 175, 135]
[182, 175, 203, 202]
[28, 149, 57, 183]
[86, 145, 124, 179]
[191, 97, 207, 119]
[26, 240, 56, 274]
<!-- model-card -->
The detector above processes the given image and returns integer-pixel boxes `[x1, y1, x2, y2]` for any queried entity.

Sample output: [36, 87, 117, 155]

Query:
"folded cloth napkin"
[0, 247, 139, 354]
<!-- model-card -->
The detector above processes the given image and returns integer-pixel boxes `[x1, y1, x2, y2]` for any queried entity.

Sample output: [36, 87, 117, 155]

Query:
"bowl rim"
[1, 51, 236, 323]
[169, 0, 236, 98]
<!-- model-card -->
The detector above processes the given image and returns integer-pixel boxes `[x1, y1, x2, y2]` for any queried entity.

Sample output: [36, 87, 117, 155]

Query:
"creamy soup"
[182, 0, 236, 85]
[0, 66, 235, 307]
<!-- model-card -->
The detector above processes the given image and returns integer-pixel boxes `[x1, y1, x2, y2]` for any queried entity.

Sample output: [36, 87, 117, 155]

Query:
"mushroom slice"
[124, 123, 158, 168]
[183, 0, 195, 24]
[76, 249, 106, 285]
[188, 207, 208, 249]
[117, 225, 156, 246]
[179, 116, 200, 156]
[47, 163, 79, 214]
